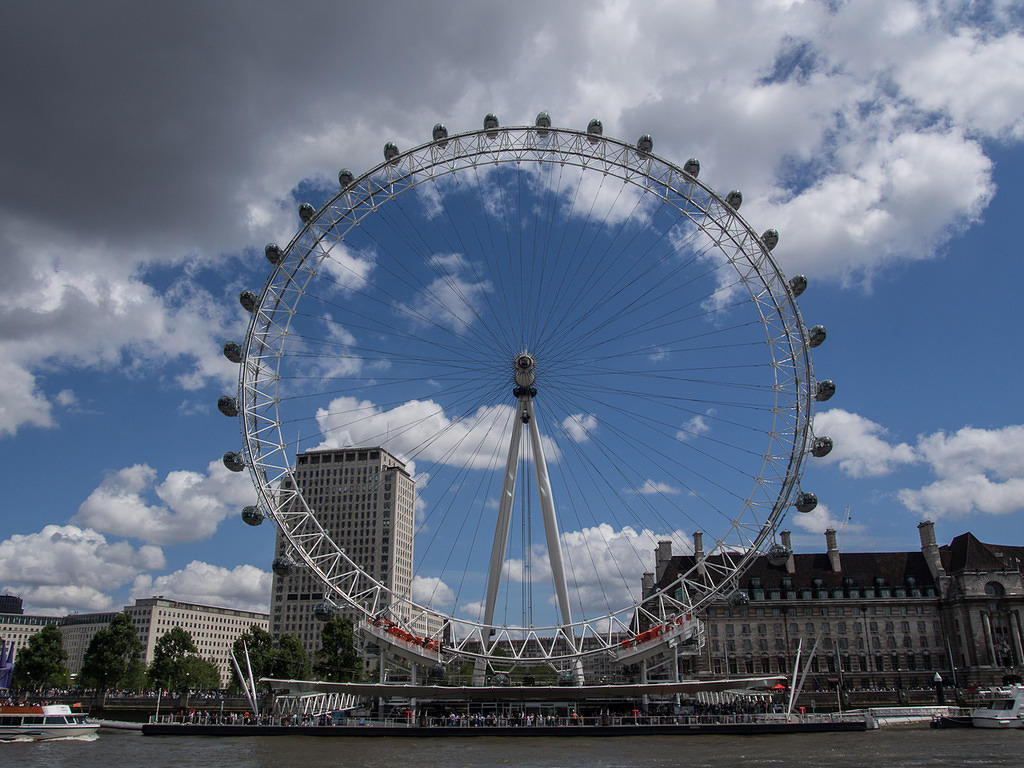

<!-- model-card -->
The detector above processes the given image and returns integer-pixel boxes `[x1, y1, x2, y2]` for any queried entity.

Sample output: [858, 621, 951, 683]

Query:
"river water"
[5, 728, 1023, 767]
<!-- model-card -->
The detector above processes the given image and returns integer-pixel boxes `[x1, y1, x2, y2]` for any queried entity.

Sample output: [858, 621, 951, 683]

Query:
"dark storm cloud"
[0, 0, 564, 256]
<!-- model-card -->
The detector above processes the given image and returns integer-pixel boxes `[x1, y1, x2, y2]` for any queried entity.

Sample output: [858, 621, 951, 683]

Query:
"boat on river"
[971, 686, 1024, 729]
[0, 703, 97, 740]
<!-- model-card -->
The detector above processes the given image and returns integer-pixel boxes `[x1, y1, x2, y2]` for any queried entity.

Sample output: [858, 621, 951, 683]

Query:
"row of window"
[713, 620, 939, 636]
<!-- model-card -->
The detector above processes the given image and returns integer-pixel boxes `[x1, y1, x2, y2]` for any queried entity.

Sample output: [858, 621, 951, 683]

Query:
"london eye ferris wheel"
[219, 113, 835, 680]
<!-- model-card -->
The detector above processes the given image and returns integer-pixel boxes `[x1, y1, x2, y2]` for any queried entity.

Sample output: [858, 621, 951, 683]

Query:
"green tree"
[271, 633, 311, 680]
[313, 616, 361, 682]
[79, 612, 143, 691]
[147, 626, 198, 691]
[229, 624, 276, 691]
[180, 654, 221, 691]
[12, 624, 70, 690]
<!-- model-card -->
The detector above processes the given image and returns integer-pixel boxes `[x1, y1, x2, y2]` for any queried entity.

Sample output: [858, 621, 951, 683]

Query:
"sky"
[0, 0, 1022, 624]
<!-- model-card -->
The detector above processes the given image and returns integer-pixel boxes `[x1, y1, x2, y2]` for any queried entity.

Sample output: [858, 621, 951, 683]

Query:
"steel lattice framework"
[233, 121, 825, 666]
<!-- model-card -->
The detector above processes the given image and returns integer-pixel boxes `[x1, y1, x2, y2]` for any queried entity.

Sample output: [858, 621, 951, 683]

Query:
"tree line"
[7, 611, 361, 692]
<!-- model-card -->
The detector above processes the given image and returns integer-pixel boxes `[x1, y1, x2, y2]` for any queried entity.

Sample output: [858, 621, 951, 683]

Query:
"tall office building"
[269, 447, 416, 657]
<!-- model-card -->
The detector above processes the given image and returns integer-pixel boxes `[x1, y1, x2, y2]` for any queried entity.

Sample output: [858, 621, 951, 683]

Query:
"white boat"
[0, 704, 98, 740]
[971, 686, 1024, 729]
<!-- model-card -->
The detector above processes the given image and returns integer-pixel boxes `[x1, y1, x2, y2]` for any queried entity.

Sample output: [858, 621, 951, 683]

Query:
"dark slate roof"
[657, 550, 936, 591]
[942, 532, 1024, 574]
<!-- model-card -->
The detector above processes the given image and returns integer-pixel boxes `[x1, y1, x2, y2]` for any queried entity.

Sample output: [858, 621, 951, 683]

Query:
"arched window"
[985, 581, 1005, 597]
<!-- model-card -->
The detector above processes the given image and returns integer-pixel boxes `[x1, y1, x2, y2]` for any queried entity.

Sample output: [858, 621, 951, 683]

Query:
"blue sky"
[0, 0, 1022, 623]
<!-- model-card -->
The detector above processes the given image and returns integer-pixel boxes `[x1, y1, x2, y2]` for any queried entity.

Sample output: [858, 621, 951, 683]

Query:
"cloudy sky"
[1, 0, 1022, 620]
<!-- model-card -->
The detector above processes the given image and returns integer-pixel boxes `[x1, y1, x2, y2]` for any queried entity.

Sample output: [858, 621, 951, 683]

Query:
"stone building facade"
[643, 522, 1024, 690]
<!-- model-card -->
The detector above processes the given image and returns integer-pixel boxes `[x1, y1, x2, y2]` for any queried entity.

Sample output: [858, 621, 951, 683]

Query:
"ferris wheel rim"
[234, 120, 818, 664]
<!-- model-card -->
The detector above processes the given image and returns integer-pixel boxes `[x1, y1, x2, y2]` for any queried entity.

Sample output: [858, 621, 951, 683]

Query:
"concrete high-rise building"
[59, 611, 120, 677]
[126, 597, 269, 687]
[4, 598, 268, 688]
[270, 447, 416, 657]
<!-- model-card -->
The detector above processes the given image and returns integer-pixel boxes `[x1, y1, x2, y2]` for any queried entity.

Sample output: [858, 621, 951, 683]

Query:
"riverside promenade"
[142, 711, 874, 737]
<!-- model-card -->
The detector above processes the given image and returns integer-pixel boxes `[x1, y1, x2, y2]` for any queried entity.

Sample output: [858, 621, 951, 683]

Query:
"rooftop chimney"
[918, 520, 945, 581]
[655, 540, 673, 582]
[780, 530, 796, 574]
[693, 531, 707, 580]
[825, 528, 841, 573]
[641, 571, 655, 597]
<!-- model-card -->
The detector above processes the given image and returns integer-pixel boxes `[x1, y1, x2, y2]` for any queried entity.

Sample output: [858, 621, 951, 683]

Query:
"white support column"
[525, 397, 572, 628]
[474, 399, 526, 686]
[526, 397, 584, 684]
[482, 401, 526, 628]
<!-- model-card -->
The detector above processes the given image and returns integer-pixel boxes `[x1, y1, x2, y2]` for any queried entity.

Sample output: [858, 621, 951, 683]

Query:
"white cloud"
[677, 412, 713, 441]
[813, 409, 917, 478]
[398, 254, 492, 333]
[914, 425, 1024, 481]
[632, 479, 681, 496]
[54, 389, 77, 408]
[504, 523, 690, 620]
[6, 585, 117, 617]
[813, 410, 1024, 520]
[318, 243, 375, 294]
[896, 30, 1024, 140]
[131, 560, 272, 614]
[315, 395, 561, 470]
[791, 502, 863, 536]
[74, 460, 255, 545]
[561, 412, 596, 443]
[897, 425, 1024, 518]
[0, 360, 53, 436]
[412, 575, 455, 610]
[0, 524, 164, 613]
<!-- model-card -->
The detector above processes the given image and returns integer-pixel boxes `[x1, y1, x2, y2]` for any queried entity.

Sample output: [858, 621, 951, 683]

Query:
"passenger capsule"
[807, 325, 827, 348]
[217, 396, 239, 418]
[383, 142, 399, 162]
[789, 274, 807, 297]
[815, 379, 836, 402]
[298, 202, 315, 224]
[535, 111, 552, 136]
[761, 229, 780, 251]
[432, 123, 448, 146]
[683, 158, 700, 178]
[811, 436, 834, 458]
[492, 672, 511, 686]
[223, 341, 242, 364]
[222, 451, 245, 472]
[729, 590, 750, 606]
[795, 492, 818, 513]
[241, 506, 263, 527]
[241, 505, 264, 526]
[265, 242, 284, 266]
[313, 601, 336, 622]
[557, 671, 578, 686]
[338, 169, 355, 188]
[766, 543, 791, 567]
[483, 113, 499, 138]
[428, 663, 446, 680]
[637, 134, 653, 153]
[271, 554, 297, 577]
[725, 190, 743, 210]
[586, 118, 603, 143]
[239, 290, 258, 313]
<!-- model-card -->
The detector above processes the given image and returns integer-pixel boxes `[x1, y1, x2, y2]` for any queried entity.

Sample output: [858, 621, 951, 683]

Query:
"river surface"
[5, 727, 1023, 767]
